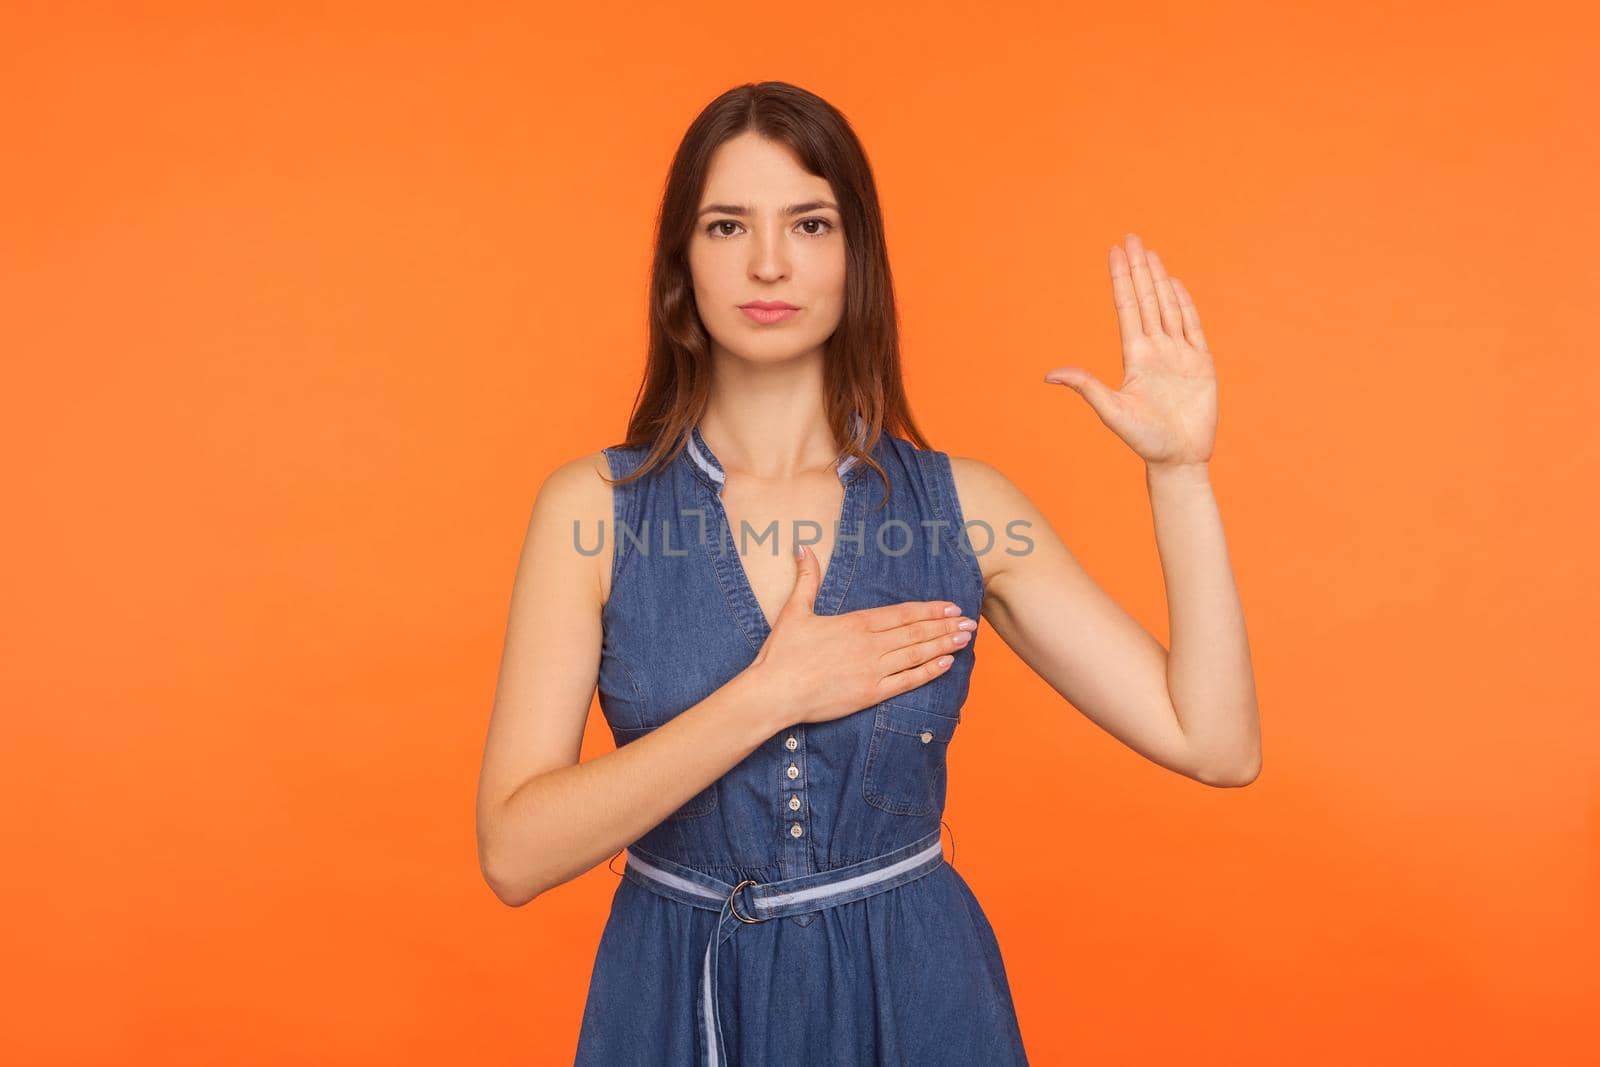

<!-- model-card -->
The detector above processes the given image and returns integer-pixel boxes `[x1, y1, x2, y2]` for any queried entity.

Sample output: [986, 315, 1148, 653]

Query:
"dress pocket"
[861, 701, 960, 817]
[608, 723, 719, 820]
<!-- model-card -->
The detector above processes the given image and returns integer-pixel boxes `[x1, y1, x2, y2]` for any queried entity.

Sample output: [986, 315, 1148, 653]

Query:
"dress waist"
[621, 829, 947, 1066]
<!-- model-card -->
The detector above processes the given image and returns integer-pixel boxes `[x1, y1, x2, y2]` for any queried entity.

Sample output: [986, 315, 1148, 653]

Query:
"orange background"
[5, 2, 1595, 1064]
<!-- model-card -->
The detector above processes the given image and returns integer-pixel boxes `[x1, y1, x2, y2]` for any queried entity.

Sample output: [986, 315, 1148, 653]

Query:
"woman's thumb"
[1044, 368, 1122, 427]
[783, 541, 821, 616]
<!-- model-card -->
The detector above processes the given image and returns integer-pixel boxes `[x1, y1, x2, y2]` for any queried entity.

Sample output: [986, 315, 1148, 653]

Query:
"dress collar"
[684, 412, 868, 491]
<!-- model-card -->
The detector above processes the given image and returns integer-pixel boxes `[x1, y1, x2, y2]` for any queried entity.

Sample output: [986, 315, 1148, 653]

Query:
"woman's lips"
[741, 306, 799, 324]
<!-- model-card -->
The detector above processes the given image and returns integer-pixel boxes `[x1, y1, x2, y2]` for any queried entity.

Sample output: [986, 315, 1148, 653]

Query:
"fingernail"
[943, 604, 960, 616]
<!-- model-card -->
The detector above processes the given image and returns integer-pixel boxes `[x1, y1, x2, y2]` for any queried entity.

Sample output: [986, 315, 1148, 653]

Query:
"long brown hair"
[605, 80, 932, 508]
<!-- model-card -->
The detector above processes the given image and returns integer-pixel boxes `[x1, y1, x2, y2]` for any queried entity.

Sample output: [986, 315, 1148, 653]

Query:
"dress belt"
[620, 828, 947, 1067]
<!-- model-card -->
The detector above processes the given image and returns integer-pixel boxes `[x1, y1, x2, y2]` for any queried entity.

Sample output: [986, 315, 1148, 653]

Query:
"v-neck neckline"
[684, 418, 869, 653]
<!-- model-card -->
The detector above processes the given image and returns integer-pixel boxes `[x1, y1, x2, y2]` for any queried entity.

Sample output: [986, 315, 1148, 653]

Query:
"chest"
[715, 474, 848, 633]
[597, 451, 982, 733]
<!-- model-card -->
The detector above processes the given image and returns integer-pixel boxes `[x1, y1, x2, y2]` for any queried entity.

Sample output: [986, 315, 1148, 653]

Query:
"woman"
[476, 81, 1260, 1066]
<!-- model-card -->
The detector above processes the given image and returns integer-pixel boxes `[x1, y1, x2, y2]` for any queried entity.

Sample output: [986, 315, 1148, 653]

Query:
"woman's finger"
[1122, 234, 1162, 339]
[1108, 244, 1145, 346]
[1144, 248, 1185, 339]
[1170, 277, 1210, 354]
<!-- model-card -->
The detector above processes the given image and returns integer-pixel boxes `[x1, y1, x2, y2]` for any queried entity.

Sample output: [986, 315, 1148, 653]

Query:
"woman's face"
[688, 132, 846, 366]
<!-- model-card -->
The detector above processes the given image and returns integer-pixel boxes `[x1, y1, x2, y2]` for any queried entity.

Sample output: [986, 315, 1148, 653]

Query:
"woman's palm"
[1045, 233, 1219, 468]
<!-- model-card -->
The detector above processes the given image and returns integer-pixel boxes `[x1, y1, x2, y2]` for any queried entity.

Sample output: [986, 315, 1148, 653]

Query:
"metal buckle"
[728, 878, 766, 923]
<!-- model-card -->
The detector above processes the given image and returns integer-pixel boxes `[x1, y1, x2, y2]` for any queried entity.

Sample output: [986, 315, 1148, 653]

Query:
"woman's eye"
[704, 218, 835, 238]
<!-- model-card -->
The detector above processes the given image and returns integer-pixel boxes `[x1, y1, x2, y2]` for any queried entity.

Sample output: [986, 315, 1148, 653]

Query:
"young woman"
[476, 81, 1260, 1066]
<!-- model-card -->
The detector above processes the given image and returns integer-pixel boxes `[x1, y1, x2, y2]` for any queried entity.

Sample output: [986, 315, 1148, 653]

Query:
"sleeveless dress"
[574, 419, 1030, 1066]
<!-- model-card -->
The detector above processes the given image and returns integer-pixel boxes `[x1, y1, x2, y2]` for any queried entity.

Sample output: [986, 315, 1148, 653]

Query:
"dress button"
[920, 730, 933, 744]
[790, 822, 804, 838]
[785, 736, 798, 751]
[788, 795, 801, 811]
[786, 764, 799, 780]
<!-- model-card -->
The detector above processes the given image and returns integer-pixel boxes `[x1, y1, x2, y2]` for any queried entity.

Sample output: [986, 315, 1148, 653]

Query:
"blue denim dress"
[574, 419, 1029, 1066]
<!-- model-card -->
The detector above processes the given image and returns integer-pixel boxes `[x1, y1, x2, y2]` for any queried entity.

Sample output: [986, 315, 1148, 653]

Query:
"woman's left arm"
[951, 233, 1260, 787]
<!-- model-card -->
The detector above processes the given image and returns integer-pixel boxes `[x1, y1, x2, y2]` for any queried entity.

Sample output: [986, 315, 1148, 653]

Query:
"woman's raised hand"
[1043, 232, 1218, 471]
[743, 544, 977, 728]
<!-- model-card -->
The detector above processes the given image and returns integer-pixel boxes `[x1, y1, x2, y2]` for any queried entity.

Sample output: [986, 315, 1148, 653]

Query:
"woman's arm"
[474, 453, 788, 907]
[952, 456, 1260, 786]
[1144, 460, 1259, 782]
[959, 232, 1259, 786]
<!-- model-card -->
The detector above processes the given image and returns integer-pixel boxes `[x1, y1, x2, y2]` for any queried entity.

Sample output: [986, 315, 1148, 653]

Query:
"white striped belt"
[620, 828, 947, 1067]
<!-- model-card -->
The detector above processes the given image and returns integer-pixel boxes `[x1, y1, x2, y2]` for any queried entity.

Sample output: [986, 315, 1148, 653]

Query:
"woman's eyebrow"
[697, 200, 839, 217]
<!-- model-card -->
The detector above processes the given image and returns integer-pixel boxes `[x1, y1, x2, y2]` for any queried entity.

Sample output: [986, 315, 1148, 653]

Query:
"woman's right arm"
[474, 452, 789, 908]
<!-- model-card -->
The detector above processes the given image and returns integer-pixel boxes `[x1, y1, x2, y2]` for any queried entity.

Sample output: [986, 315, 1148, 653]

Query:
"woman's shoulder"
[909, 448, 1031, 589]
[555, 438, 679, 511]
[526, 451, 615, 551]
[539, 449, 614, 503]
[944, 453, 1015, 505]
[943, 451, 1065, 592]
[521, 449, 621, 610]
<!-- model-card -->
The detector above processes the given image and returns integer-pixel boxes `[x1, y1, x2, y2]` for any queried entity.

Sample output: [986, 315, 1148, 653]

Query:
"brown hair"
[605, 80, 932, 509]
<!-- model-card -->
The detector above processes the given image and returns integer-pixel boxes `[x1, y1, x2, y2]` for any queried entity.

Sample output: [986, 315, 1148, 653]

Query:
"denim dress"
[574, 419, 1029, 1066]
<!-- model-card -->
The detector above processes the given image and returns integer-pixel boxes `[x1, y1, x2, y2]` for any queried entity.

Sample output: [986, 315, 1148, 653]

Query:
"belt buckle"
[728, 878, 766, 923]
